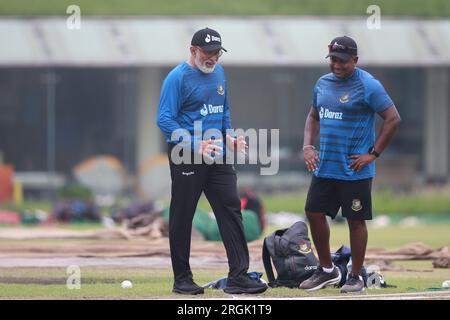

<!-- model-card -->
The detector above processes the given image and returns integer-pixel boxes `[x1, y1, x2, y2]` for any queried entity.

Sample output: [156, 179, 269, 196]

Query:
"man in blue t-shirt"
[157, 28, 266, 295]
[299, 36, 401, 293]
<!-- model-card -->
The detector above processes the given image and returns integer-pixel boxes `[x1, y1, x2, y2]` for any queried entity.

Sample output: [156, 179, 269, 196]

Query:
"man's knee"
[347, 219, 367, 230]
[218, 193, 240, 210]
[306, 211, 326, 221]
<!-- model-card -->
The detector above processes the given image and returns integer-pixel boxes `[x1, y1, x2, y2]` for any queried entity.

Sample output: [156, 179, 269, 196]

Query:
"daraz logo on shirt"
[200, 104, 208, 116]
[200, 104, 224, 116]
[319, 107, 343, 120]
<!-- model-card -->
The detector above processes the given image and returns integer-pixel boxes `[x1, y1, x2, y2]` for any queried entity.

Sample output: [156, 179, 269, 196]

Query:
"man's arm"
[222, 89, 232, 132]
[156, 75, 184, 141]
[373, 105, 402, 154]
[303, 107, 320, 146]
[303, 107, 321, 172]
[222, 83, 248, 155]
[349, 105, 401, 171]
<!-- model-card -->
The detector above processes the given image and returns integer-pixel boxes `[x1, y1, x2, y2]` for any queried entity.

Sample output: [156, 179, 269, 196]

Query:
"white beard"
[195, 55, 216, 74]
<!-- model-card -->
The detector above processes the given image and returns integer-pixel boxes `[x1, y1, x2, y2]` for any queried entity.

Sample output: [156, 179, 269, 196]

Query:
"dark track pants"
[167, 144, 249, 282]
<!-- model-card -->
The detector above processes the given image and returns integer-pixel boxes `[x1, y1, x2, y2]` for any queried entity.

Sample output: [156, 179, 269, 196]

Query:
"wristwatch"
[368, 146, 380, 158]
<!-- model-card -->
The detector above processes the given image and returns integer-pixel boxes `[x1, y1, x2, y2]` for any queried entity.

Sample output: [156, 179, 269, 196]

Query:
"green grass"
[0, 261, 448, 298]
[198, 190, 450, 215]
[3, 187, 449, 224]
[371, 190, 450, 215]
[1, 201, 52, 213]
[0, 223, 447, 249]
[0, 223, 448, 298]
[0, 0, 449, 17]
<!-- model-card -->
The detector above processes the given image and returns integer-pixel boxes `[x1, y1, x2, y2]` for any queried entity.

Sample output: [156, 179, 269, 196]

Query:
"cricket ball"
[121, 280, 133, 289]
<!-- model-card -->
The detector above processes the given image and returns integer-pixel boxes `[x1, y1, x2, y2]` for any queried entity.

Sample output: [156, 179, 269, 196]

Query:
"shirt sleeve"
[312, 81, 319, 110]
[222, 80, 233, 133]
[156, 70, 184, 142]
[364, 78, 394, 113]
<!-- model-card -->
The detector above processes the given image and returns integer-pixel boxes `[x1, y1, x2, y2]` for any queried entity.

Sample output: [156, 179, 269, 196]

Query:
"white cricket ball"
[442, 280, 450, 288]
[121, 280, 133, 289]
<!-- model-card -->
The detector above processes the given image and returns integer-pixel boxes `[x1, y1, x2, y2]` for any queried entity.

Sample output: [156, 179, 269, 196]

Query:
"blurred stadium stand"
[1, 17, 449, 66]
[0, 17, 449, 195]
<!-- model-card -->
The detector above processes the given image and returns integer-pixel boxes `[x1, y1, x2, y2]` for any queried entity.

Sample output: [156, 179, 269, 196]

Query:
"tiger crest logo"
[298, 241, 312, 254]
[217, 84, 225, 95]
[339, 93, 350, 103]
[352, 199, 363, 212]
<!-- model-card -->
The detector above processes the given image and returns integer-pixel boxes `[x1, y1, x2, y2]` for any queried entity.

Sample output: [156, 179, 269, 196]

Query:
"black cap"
[326, 36, 357, 61]
[191, 27, 227, 53]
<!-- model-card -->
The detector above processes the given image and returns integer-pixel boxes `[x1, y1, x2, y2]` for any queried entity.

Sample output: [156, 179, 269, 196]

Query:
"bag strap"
[262, 237, 277, 287]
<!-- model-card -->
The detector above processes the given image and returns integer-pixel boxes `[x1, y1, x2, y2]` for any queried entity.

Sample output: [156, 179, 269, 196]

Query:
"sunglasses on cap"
[328, 43, 357, 55]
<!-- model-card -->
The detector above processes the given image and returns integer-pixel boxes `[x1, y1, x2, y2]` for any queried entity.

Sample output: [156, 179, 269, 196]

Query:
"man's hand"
[348, 154, 377, 172]
[199, 139, 223, 161]
[303, 146, 320, 172]
[226, 134, 247, 155]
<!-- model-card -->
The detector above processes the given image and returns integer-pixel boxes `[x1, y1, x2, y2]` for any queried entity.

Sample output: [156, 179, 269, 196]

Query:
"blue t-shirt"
[312, 68, 394, 180]
[156, 62, 232, 153]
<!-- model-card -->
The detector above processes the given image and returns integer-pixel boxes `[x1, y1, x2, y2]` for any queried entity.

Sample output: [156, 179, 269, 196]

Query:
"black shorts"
[305, 176, 373, 220]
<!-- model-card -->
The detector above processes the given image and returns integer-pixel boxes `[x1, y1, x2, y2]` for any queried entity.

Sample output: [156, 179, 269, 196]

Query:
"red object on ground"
[240, 188, 266, 231]
[0, 211, 21, 224]
[0, 165, 13, 203]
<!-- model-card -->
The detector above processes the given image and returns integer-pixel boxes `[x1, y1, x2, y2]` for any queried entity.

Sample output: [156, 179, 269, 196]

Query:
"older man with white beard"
[157, 27, 266, 296]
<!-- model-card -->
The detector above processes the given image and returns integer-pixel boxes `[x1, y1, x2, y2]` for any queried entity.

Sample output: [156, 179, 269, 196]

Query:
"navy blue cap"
[191, 27, 227, 52]
[326, 36, 358, 61]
